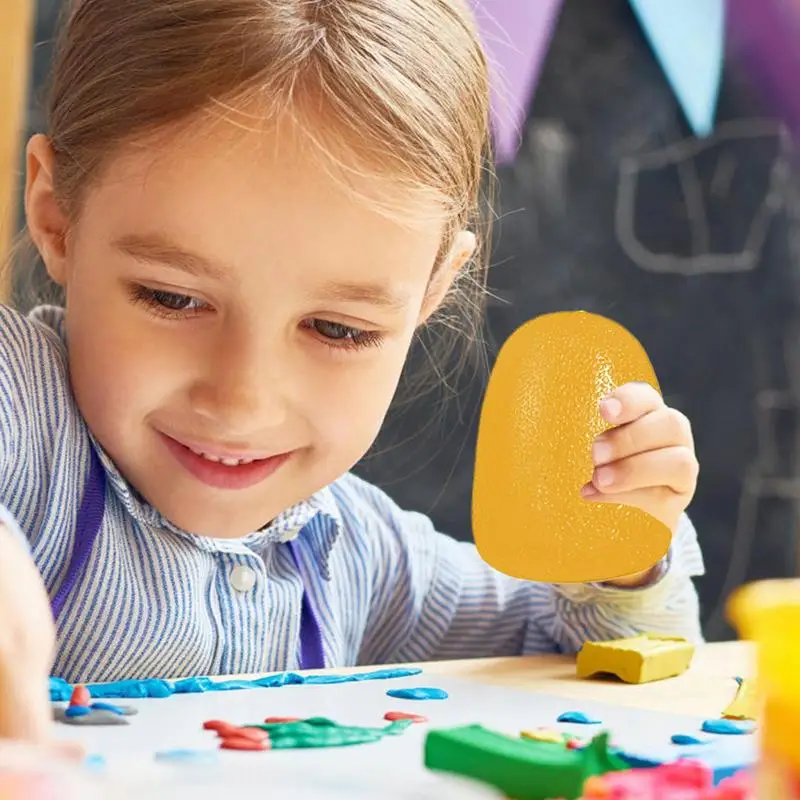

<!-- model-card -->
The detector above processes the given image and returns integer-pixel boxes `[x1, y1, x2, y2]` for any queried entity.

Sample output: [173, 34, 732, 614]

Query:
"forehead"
[79, 114, 448, 292]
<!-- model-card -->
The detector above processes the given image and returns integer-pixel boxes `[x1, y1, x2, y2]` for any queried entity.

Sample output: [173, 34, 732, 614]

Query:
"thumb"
[0, 666, 53, 745]
[0, 524, 58, 745]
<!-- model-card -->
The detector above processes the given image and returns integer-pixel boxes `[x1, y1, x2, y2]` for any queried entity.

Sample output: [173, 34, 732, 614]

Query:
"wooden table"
[301, 641, 753, 718]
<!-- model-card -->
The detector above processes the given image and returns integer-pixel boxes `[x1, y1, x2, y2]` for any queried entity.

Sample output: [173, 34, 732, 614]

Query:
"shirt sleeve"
[344, 473, 705, 664]
[0, 303, 74, 546]
[0, 310, 16, 485]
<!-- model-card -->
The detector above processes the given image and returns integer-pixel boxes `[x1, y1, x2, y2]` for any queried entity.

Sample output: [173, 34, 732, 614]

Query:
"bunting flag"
[469, 0, 564, 165]
[628, 0, 726, 137]
[727, 0, 800, 137]
[471, 0, 726, 165]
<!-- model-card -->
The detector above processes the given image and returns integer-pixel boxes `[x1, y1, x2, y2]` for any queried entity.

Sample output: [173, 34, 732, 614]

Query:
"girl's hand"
[581, 382, 699, 586]
[0, 523, 77, 756]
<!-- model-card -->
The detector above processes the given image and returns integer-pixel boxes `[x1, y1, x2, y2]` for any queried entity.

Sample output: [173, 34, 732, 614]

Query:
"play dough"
[472, 310, 671, 583]
[723, 677, 758, 721]
[576, 634, 695, 684]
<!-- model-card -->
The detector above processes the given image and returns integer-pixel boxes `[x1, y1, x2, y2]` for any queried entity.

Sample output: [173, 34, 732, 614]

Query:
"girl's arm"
[0, 510, 56, 744]
[338, 474, 704, 665]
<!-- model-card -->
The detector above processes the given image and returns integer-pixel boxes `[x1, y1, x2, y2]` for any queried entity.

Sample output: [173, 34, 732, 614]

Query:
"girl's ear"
[418, 230, 477, 324]
[25, 135, 70, 287]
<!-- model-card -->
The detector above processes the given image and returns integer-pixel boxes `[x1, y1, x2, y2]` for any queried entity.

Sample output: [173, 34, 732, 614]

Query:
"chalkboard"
[355, 0, 800, 641]
[20, 0, 800, 641]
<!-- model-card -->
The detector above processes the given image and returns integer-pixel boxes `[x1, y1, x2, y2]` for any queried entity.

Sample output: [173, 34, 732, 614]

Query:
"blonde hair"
[23, 0, 495, 364]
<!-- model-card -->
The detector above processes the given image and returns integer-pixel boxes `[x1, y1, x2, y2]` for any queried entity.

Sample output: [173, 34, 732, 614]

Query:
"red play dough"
[264, 716, 301, 724]
[203, 720, 238, 734]
[384, 711, 428, 723]
[566, 739, 585, 750]
[225, 727, 270, 743]
[220, 736, 271, 752]
[70, 685, 91, 707]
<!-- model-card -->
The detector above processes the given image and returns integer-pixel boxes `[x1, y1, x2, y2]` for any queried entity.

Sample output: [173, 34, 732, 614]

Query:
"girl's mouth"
[159, 433, 293, 490]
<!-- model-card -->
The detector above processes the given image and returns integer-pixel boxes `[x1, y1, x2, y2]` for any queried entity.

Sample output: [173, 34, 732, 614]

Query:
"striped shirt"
[0, 304, 705, 684]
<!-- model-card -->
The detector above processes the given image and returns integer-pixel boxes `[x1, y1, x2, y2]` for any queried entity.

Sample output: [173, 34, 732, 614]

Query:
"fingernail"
[595, 466, 614, 487]
[580, 483, 598, 498]
[600, 397, 622, 420]
[592, 441, 612, 465]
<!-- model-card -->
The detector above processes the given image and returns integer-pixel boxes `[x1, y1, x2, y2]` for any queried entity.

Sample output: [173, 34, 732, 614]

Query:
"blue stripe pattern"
[0, 304, 705, 684]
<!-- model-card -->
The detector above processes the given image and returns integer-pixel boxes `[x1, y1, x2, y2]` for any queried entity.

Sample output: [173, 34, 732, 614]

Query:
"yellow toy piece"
[520, 728, 565, 744]
[576, 633, 695, 684]
[723, 677, 758, 721]
[728, 579, 800, 795]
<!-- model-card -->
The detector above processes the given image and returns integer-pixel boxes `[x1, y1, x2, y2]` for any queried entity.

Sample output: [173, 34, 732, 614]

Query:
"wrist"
[604, 566, 658, 588]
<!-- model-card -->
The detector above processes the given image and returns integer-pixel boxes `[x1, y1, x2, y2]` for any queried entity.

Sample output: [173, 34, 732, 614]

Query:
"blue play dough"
[671, 734, 711, 745]
[612, 751, 661, 769]
[702, 719, 755, 735]
[614, 736, 756, 786]
[386, 687, 449, 701]
[50, 667, 423, 701]
[155, 749, 219, 765]
[83, 754, 106, 773]
[90, 701, 125, 715]
[557, 711, 601, 724]
[64, 705, 92, 718]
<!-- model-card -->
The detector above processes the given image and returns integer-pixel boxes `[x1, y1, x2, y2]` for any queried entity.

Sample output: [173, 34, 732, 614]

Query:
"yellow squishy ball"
[472, 310, 671, 584]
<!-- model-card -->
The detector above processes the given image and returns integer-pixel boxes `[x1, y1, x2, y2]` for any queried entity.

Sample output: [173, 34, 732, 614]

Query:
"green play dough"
[244, 716, 413, 749]
[425, 725, 627, 800]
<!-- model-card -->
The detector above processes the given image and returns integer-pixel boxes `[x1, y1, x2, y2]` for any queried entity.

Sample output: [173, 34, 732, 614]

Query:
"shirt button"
[230, 565, 257, 593]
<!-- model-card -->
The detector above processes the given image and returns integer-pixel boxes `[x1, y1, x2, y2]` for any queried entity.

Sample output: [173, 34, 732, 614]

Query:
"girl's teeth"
[188, 446, 254, 467]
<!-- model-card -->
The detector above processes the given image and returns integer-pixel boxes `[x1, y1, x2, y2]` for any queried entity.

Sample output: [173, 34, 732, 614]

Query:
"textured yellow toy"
[473, 310, 671, 583]
[576, 633, 695, 684]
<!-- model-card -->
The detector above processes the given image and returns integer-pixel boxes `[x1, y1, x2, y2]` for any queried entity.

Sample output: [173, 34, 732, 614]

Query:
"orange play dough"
[472, 310, 671, 583]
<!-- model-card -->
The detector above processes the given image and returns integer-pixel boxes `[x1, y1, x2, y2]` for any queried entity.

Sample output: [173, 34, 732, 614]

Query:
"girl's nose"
[187, 339, 290, 433]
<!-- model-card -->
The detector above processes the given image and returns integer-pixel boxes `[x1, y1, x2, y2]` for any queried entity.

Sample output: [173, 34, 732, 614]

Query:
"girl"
[0, 0, 703, 747]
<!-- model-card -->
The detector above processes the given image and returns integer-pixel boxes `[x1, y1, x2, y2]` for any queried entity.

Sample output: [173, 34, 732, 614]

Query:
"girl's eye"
[302, 319, 383, 351]
[150, 290, 198, 311]
[129, 285, 209, 318]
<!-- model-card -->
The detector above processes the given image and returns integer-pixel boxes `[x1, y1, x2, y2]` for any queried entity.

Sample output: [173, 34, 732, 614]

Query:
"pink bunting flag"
[469, 0, 564, 164]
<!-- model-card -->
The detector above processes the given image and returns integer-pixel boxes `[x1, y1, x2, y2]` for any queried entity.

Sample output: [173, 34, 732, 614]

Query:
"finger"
[587, 446, 698, 495]
[0, 670, 52, 745]
[593, 407, 694, 466]
[580, 484, 682, 528]
[599, 381, 663, 426]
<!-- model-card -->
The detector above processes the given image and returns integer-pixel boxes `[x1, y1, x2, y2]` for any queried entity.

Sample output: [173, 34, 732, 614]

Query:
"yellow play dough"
[723, 678, 758, 721]
[520, 728, 565, 744]
[576, 633, 694, 684]
[472, 310, 671, 583]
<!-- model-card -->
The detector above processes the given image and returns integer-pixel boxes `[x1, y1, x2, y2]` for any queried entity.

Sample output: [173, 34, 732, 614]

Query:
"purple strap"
[53, 447, 325, 672]
[288, 540, 326, 671]
[50, 445, 106, 621]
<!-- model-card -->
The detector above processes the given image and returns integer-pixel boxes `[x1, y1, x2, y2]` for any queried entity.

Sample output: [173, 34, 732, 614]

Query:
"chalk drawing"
[706, 349, 800, 634]
[616, 119, 792, 275]
[516, 118, 574, 217]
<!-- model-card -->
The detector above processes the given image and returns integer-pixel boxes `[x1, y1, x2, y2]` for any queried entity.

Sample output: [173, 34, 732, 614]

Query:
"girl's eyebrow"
[114, 232, 409, 309]
[316, 280, 410, 311]
[112, 232, 229, 281]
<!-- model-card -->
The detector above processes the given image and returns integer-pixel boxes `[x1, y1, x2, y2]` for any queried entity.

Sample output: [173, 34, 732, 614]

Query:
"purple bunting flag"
[469, 0, 564, 165]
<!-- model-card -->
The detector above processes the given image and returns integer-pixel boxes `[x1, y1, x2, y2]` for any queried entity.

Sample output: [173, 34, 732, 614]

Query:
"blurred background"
[2, 0, 799, 642]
